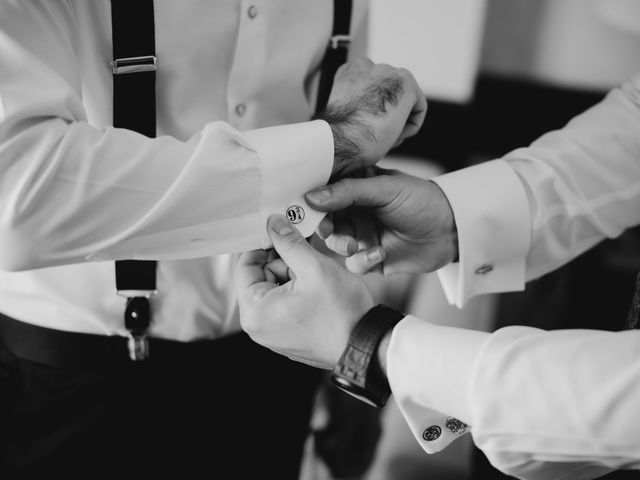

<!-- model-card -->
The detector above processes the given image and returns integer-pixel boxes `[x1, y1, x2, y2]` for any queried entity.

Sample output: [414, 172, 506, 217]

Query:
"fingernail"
[366, 248, 383, 264]
[305, 187, 331, 204]
[317, 218, 334, 239]
[342, 238, 355, 255]
[269, 215, 294, 235]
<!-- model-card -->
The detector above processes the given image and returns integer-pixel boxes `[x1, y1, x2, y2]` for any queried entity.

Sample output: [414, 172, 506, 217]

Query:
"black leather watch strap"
[331, 304, 405, 407]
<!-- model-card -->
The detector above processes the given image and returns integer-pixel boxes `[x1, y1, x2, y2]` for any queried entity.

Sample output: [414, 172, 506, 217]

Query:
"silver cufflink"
[422, 425, 441, 441]
[475, 263, 493, 275]
[445, 417, 468, 435]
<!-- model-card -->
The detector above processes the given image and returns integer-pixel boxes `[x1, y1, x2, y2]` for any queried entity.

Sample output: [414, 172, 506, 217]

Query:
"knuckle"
[374, 63, 393, 74]
[396, 67, 411, 79]
[390, 69, 409, 88]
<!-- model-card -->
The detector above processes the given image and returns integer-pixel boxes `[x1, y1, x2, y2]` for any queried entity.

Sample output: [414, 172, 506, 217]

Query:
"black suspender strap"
[316, 0, 353, 113]
[108, 1, 349, 359]
[111, 0, 158, 360]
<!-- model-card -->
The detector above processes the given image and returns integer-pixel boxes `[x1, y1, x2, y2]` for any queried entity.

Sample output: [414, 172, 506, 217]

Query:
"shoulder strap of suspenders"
[316, 0, 353, 113]
[109, 1, 352, 360]
[111, 0, 157, 360]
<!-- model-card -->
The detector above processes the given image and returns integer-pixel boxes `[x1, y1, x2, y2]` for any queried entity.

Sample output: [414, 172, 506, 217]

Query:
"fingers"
[317, 215, 334, 239]
[305, 176, 399, 213]
[235, 249, 276, 300]
[395, 69, 427, 145]
[322, 208, 383, 270]
[344, 247, 386, 275]
[401, 92, 427, 141]
[264, 257, 291, 284]
[325, 232, 359, 257]
[267, 214, 322, 277]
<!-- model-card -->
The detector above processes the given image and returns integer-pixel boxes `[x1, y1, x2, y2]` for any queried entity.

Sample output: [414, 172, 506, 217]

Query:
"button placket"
[227, 0, 265, 124]
[235, 103, 247, 117]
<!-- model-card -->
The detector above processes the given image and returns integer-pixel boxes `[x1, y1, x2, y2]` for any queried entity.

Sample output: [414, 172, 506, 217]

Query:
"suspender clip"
[117, 289, 157, 361]
[111, 55, 158, 75]
[127, 332, 150, 361]
[116, 289, 158, 299]
[329, 34, 351, 50]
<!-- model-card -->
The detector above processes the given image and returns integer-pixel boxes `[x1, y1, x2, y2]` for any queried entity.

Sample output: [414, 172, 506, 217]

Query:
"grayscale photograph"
[0, 1, 639, 479]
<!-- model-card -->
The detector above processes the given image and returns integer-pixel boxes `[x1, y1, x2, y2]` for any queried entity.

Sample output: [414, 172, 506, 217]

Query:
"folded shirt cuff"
[241, 120, 334, 248]
[387, 315, 489, 453]
[432, 159, 531, 308]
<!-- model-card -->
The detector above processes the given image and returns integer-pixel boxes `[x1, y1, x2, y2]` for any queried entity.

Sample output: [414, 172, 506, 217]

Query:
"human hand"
[317, 57, 427, 178]
[234, 214, 375, 369]
[305, 168, 459, 275]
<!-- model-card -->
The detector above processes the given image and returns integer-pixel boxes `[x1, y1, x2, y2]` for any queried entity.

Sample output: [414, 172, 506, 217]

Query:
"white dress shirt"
[387, 73, 640, 479]
[0, 0, 366, 340]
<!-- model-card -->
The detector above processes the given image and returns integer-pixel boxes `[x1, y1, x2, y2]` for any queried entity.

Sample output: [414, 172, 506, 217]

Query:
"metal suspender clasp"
[329, 34, 351, 50]
[111, 55, 158, 75]
[117, 289, 158, 361]
[116, 289, 159, 299]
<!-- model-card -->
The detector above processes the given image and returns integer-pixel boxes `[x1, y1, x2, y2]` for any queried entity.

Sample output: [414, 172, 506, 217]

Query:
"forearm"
[0, 2, 334, 270]
[435, 73, 640, 308]
[388, 316, 640, 479]
[0, 117, 331, 269]
[508, 72, 640, 281]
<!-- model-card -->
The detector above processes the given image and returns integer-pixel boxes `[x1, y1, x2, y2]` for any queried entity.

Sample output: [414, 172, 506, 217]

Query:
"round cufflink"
[286, 205, 305, 224]
[422, 425, 441, 441]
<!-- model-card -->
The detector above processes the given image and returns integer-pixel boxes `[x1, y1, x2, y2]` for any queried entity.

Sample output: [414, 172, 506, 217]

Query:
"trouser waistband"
[0, 312, 232, 369]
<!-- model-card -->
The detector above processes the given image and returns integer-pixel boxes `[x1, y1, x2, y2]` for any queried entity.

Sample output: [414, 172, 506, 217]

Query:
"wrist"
[315, 105, 369, 178]
[332, 304, 405, 407]
[376, 330, 392, 380]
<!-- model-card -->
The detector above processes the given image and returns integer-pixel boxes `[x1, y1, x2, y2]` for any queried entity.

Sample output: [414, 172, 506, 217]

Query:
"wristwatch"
[331, 304, 406, 408]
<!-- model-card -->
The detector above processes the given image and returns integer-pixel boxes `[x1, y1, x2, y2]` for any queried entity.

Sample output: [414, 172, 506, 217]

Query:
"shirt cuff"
[241, 120, 334, 248]
[387, 315, 489, 453]
[432, 159, 531, 308]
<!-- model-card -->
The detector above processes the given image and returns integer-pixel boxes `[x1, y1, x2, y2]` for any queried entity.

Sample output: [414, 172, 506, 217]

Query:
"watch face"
[331, 375, 382, 408]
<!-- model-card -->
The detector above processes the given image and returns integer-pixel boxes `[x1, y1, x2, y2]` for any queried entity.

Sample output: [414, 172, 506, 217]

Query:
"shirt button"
[475, 263, 493, 275]
[247, 5, 258, 19]
[422, 425, 441, 441]
[235, 103, 247, 117]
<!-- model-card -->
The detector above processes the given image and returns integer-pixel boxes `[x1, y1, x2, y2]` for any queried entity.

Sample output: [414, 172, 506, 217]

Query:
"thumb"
[267, 214, 322, 277]
[304, 177, 398, 213]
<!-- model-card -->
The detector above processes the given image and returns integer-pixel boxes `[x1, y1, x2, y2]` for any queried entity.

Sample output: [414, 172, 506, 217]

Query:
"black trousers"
[0, 315, 322, 480]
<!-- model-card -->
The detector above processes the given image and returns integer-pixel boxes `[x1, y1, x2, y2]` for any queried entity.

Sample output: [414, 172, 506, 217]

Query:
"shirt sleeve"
[432, 72, 640, 308]
[0, 2, 332, 271]
[387, 315, 640, 480]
